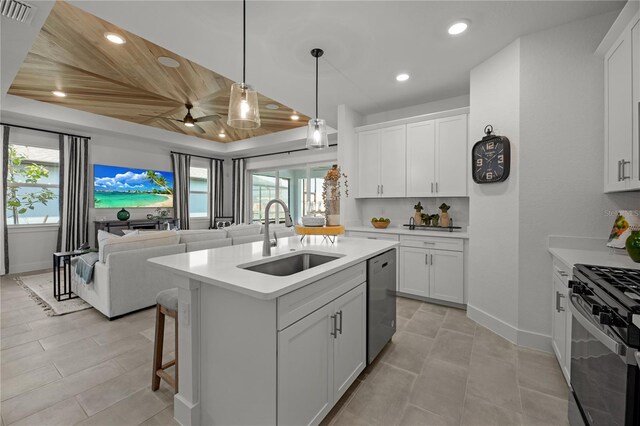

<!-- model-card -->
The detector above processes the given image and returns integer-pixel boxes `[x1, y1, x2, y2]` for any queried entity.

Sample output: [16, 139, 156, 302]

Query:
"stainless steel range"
[569, 264, 640, 426]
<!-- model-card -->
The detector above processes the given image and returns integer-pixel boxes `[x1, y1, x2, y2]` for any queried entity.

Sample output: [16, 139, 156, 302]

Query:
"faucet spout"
[263, 199, 293, 256]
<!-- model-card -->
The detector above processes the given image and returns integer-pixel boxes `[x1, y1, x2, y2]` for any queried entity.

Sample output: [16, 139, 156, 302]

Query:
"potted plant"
[439, 203, 450, 228]
[322, 165, 348, 226]
[413, 201, 424, 224]
[421, 213, 430, 226]
[431, 213, 440, 227]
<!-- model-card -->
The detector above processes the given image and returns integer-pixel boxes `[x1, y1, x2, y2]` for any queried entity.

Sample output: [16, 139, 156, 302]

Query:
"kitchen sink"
[239, 252, 343, 276]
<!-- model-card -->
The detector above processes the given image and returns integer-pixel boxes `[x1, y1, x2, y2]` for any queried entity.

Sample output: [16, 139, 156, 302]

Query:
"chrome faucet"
[263, 199, 293, 256]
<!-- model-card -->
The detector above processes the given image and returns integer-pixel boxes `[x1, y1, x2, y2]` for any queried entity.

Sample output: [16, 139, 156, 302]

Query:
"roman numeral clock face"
[472, 136, 511, 184]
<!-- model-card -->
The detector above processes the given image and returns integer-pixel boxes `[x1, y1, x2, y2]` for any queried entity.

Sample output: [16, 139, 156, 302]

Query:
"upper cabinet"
[356, 110, 468, 198]
[357, 125, 406, 198]
[602, 8, 640, 192]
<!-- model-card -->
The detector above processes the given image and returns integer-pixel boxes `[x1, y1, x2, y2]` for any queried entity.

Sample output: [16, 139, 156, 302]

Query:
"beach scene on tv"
[94, 165, 174, 208]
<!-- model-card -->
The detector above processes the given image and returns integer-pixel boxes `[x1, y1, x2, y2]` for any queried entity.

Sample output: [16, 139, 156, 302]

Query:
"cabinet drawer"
[552, 257, 571, 285]
[346, 231, 399, 242]
[277, 263, 366, 331]
[400, 235, 463, 252]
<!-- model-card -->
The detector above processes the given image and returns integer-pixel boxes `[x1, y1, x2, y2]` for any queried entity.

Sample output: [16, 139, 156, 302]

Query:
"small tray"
[403, 224, 462, 233]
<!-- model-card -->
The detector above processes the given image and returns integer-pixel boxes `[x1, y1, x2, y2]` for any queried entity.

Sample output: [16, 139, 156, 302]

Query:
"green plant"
[439, 203, 450, 212]
[414, 201, 423, 212]
[145, 170, 173, 194]
[6, 146, 57, 225]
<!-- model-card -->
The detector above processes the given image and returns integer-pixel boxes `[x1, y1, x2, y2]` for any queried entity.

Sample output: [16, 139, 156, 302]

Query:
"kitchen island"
[148, 235, 398, 426]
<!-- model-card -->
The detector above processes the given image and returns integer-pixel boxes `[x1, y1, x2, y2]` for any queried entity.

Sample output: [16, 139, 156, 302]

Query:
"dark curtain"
[2, 126, 10, 274]
[57, 135, 90, 252]
[171, 153, 191, 230]
[232, 158, 246, 224]
[210, 158, 224, 229]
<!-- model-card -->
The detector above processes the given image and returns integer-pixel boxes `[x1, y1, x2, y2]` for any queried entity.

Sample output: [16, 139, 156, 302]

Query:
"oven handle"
[568, 292, 627, 356]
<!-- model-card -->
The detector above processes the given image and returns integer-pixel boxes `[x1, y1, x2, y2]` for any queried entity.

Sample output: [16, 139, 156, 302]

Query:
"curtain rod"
[233, 143, 337, 161]
[170, 150, 224, 162]
[1, 122, 91, 140]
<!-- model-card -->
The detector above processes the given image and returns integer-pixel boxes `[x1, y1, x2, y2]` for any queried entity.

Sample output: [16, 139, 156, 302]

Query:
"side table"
[52, 250, 91, 301]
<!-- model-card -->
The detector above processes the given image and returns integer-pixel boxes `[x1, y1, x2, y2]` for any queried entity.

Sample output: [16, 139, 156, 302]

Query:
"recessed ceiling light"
[290, 114, 300, 121]
[219, 132, 226, 138]
[104, 32, 126, 44]
[52, 91, 66, 97]
[448, 20, 469, 35]
[396, 73, 410, 82]
[265, 104, 279, 110]
[157, 56, 179, 68]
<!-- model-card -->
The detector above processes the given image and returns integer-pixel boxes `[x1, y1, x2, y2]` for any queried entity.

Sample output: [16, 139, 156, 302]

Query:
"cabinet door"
[632, 17, 640, 189]
[379, 125, 407, 197]
[357, 130, 381, 198]
[333, 283, 366, 401]
[551, 274, 567, 379]
[429, 249, 464, 304]
[399, 247, 429, 297]
[605, 34, 633, 191]
[435, 115, 468, 196]
[278, 304, 334, 426]
[406, 121, 436, 196]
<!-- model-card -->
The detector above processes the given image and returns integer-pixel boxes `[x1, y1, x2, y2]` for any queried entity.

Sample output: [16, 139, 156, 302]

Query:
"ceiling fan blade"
[194, 114, 221, 123]
[192, 124, 206, 134]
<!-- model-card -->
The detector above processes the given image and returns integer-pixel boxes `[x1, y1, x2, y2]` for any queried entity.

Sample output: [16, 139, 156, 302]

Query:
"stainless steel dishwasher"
[367, 248, 397, 364]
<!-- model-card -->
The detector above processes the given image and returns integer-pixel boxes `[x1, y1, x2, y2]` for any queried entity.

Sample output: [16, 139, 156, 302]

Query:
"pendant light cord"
[315, 54, 319, 120]
[242, 0, 246, 84]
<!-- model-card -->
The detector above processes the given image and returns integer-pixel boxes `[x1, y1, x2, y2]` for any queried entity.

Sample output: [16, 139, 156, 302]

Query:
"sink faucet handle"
[271, 232, 278, 247]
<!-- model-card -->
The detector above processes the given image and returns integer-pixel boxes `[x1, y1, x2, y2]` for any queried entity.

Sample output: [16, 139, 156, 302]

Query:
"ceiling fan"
[142, 103, 221, 134]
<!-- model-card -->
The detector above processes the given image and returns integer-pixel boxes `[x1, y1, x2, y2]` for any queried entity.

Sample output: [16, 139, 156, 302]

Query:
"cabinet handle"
[436, 182, 439, 193]
[430, 254, 433, 265]
[336, 310, 343, 334]
[556, 291, 566, 312]
[381, 184, 384, 195]
[330, 314, 337, 338]
[622, 160, 631, 180]
[431, 182, 434, 193]
[618, 160, 623, 182]
[425, 254, 428, 265]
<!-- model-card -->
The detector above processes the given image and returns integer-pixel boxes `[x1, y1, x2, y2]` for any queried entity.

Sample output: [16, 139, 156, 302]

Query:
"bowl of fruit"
[371, 217, 391, 229]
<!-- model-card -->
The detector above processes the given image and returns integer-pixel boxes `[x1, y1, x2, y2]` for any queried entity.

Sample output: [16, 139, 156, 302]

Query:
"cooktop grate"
[581, 265, 640, 305]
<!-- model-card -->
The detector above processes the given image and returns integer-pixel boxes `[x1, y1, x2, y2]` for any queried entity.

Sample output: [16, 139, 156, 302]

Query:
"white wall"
[467, 39, 522, 342]
[362, 95, 470, 125]
[337, 105, 364, 227]
[517, 10, 636, 342]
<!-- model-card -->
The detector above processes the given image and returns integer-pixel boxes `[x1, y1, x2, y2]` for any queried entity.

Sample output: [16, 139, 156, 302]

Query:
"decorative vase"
[414, 212, 422, 224]
[625, 229, 640, 263]
[117, 208, 130, 221]
[440, 212, 450, 228]
[324, 180, 340, 226]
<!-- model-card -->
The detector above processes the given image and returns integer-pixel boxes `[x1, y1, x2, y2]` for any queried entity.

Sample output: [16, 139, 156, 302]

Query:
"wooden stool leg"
[151, 304, 165, 391]
[174, 313, 179, 394]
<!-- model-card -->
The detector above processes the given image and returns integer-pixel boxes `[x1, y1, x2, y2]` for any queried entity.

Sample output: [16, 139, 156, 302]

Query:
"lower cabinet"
[278, 283, 366, 426]
[551, 259, 572, 384]
[399, 246, 464, 304]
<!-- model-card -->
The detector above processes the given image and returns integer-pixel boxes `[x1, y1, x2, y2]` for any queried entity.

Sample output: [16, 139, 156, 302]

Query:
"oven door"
[569, 292, 637, 426]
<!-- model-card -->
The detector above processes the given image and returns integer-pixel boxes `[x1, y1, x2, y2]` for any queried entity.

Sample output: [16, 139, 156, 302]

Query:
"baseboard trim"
[467, 303, 552, 353]
[10, 260, 51, 275]
[174, 394, 199, 426]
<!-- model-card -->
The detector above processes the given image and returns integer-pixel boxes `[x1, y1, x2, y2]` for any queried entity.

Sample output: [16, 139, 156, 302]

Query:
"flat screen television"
[94, 164, 174, 209]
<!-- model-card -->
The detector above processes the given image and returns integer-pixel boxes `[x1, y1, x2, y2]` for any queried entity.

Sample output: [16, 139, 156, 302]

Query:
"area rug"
[14, 273, 91, 316]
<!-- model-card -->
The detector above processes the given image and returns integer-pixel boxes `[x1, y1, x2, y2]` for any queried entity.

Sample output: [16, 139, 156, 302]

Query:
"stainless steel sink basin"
[240, 252, 342, 276]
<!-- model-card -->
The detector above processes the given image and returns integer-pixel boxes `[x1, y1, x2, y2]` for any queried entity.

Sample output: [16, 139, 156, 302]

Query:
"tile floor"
[1, 273, 569, 426]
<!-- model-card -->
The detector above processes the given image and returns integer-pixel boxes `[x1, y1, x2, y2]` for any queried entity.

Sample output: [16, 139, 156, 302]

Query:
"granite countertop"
[148, 235, 398, 300]
[347, 225, 469, 239]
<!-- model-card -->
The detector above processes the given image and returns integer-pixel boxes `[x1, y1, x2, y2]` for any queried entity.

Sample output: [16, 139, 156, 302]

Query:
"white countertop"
[148, 236, 398, 300]
[347, 225, 469, 239]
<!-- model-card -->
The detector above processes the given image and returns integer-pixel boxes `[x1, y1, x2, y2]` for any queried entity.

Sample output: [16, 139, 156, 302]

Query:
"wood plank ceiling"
[8, 1, 309, 143]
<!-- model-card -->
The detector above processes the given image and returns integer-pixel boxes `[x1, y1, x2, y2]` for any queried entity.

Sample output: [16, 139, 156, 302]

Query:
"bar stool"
[152, 288, 178, 393]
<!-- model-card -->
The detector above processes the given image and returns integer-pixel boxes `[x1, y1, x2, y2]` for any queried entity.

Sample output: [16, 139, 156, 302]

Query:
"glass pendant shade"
[306, 118, 329, 150]
[227, 82, 261, 129]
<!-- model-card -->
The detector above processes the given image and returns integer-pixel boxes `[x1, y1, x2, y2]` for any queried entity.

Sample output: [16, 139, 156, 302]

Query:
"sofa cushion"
[186, 238, 232, 252]
[232, 234, 263, 245]
[100, 230, 179, 263]
[178, 229, 227, 244]
[225, 223, 262, 238]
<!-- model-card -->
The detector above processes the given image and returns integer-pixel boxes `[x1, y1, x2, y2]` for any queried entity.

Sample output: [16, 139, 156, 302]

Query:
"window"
[250, 163, 333, 224]
[189, 166, 209, 218]
[6, 144, 60, 225]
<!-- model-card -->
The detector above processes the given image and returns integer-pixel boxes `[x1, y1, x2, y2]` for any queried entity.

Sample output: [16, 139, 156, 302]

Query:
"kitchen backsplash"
[358, 197, 469, 229]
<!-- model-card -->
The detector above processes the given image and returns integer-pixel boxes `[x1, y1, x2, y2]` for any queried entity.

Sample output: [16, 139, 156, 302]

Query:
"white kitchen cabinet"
[399, 238, 464, 304]
[357, 126, 406, 198]
[406, 115, 467, 197]
[603, 10, 640, 192]
[278, 283, 366, 426]
[551, 258, 572, 384]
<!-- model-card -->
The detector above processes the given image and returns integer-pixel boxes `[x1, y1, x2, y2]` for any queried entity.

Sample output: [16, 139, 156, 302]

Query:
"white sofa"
[73, 224, 294, 319]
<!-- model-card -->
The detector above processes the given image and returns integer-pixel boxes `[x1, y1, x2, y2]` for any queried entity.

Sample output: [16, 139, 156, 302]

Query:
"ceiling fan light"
[227, 82, 260, 129]
[184, 122, 195, 127]
[306, 118, 328, 150]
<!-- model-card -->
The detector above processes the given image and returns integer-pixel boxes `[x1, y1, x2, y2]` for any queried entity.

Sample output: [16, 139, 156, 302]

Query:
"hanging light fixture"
[227, 0, 260, 129]
[306, 48, 328, 150]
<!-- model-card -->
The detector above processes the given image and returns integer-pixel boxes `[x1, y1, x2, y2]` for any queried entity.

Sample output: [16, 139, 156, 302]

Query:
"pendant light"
[306, 48, 329, 150]
[227, 0, 260, 129]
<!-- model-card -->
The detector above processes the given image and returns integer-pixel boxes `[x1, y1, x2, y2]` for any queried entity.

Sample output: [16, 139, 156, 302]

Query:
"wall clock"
[472, 125, 511, 184]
